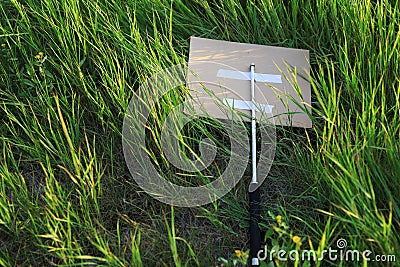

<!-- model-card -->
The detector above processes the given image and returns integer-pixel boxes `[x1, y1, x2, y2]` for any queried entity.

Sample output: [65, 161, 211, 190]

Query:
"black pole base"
[249, 187, 261, 266]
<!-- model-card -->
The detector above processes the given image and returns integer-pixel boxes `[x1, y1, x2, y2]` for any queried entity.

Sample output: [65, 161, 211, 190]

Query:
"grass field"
[0, 0, 399, 266]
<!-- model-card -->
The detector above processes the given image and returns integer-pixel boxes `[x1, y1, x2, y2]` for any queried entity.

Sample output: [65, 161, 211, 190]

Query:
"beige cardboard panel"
[187, 37, 311, 128]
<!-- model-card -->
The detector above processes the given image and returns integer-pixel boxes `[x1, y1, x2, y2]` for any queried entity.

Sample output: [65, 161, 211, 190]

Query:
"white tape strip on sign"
[223, 98, 274, 114]
[217, 69, 282, 84]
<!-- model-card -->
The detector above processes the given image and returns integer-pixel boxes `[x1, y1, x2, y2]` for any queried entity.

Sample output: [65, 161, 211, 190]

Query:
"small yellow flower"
[234, 250, 241, 257]
[292, 235, 302, 246]
[38, 51, 44, 56]
[241, 252, 248, 259]
[1, 43, 6, 47]
[276, 215, 282, 224]
[35, 54, 41, 59]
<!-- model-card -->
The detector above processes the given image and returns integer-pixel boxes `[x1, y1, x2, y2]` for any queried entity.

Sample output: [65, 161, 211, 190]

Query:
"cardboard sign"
[187, 37, 311, 128]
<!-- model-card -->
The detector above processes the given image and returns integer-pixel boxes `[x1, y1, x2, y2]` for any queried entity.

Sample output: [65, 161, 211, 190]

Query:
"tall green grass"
[0, 0, 399, 266]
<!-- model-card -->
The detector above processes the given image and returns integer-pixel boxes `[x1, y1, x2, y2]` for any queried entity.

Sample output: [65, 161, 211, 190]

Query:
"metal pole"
[249, 63, 260, 266]
[250, 63, 257, 186]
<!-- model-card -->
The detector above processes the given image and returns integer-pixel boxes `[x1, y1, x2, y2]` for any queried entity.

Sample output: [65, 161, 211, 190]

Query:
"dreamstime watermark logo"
[257, 238, 396, 263]
[122, 63, 276, 207]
